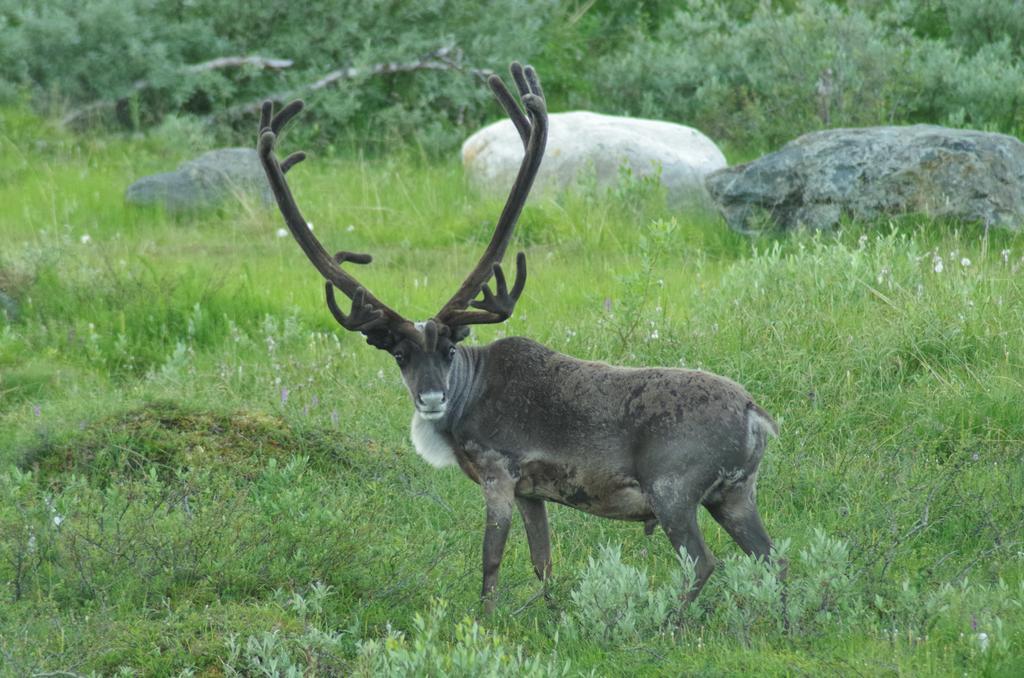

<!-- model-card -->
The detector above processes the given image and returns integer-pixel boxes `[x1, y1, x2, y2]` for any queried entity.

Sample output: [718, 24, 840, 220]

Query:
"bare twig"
[949, 541, 1022, 585]
[511, 588, 548, 616]
[211, 45, 493, 122]
[372, 542, 451, 601]
[61, 55, 294, 126]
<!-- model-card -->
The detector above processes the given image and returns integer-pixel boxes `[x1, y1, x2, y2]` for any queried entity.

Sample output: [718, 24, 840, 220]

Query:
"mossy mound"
[19, 400, 353, 485]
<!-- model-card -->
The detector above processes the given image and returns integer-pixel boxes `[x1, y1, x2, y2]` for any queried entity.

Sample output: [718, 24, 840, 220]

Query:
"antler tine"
[488, 75, 530, 146]
[510, 63, 531, 100]
[440, 251, 528, 326]
[523, 65, 544, 100]
[281, 151, 306, 173]
[435, 64, 548, 331]
[460, 253, 528, 325]
[257, 99, 417, 346]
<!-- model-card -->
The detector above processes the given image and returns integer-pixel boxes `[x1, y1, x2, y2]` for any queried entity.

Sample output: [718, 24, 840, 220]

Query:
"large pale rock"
[462, 111, 726, 207]
[125, 148, 272, 212]
[706, 126, 1024, 233]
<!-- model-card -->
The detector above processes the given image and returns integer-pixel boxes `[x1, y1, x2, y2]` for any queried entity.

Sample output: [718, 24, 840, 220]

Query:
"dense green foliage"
[3, 0, 1024, 151]
[1, 101, 1023, 674]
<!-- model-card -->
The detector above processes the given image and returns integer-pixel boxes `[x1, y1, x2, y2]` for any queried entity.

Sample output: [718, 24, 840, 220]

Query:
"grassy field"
[2, 105, 1023, 676]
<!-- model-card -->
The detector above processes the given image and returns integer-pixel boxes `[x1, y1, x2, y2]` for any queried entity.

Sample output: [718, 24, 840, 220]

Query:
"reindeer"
[256, 63, 783, 612]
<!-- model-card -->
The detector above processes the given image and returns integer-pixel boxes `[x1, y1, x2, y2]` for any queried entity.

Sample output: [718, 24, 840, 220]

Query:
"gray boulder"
[463, 111, 726, 208]
[706, 126, 1024, 233]
[125, 148, 272, 211]
[0, 290, 17, 323]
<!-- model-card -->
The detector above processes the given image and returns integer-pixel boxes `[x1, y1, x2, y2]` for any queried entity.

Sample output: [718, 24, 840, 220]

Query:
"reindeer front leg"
[479, 452, 517, 614]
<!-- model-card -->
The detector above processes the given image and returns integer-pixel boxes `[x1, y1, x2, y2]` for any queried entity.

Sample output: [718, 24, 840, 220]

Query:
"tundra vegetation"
[2, 1, 1024, 675]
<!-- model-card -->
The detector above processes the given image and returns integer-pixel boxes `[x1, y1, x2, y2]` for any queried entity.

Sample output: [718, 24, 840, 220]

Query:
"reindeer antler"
[257, 100, 419, 349]
[257, 63, 547, 349]
[434, 63, 547, 330]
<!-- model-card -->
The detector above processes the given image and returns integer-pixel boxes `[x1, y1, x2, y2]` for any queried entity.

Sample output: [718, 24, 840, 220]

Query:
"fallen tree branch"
[183, 56, 293, 73]
[306, 46, 490, 91]
[210, 45, 493, 122]
[61, 55, 294, 127]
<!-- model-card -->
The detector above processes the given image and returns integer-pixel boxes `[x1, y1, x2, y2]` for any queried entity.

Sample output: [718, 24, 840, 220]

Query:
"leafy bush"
[941, 0, 1024, 57]
[3, 1, 1024, 151]
[222, 583, 351, 677]
[357, 599, 570, 677]
[563, 532, 1022, 668]
[591, 0, 1024, 150]
[788, 530, 863, 631]
[0, 0, 557, 151]
[561, 542, 686, 643]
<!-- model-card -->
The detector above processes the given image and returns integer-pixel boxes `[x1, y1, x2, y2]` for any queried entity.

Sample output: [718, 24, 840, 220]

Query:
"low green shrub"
[357, 599, 570, 677]
[222, 583, 352, 677]
[561, 542, 686, 644]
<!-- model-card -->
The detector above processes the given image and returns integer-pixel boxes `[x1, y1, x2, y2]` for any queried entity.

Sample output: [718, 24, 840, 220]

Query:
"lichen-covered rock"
[125, 148, 272, 212]
[706, 126, 1024, 233]
[463, 111, 726, 208]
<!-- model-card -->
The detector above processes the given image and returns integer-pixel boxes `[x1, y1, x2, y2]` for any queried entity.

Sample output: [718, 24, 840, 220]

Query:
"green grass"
[2, 105, 1023, 676]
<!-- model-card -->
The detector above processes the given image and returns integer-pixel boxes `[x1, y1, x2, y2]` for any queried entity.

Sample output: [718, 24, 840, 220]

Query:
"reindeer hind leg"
[705, 478, 789, 626]
[649, 479, 715, 602]
[704, 480, 775, 562]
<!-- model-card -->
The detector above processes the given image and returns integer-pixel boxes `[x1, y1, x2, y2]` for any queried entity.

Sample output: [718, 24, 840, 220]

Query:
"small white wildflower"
[960, 257, 971, 267]
[346, 224, 355, 232]
[306, 222, 314, 231]
[276, 228, 288, 238]
[377, 369, 385, 380]
[977, 632, 989, 652]
[858, 234, 868, 248]
[933, 256, 944, 273]
[53, 515, 63, 527]
[649, 329, 659, 340]
[1001, 249, 1010, 264]
[80, 234, 92, 244]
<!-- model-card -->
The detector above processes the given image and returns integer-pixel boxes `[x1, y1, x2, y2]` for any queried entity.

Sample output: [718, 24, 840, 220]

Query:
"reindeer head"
[257, 63, 547, 417]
